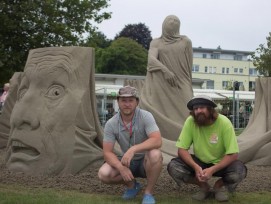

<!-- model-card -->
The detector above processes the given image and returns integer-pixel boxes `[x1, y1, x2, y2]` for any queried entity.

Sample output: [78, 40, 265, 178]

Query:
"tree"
[84, 31, 111, 49]
[115, 23, 152, 50]
[96, 37, 147, 75]
[0, 0, 111, 85]
[251, 32, 271, 77]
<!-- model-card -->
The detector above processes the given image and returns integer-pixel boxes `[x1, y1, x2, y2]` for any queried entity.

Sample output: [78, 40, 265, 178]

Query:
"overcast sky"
[97, 0, 271, 52]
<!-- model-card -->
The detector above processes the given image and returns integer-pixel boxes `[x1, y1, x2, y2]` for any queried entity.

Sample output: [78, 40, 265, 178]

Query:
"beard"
[194, 112, 212, 126]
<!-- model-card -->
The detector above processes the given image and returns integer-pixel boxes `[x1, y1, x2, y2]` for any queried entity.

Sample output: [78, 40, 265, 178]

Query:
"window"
[239, 68, 243, 74]
[208, 66, 216, 73]
[203, 53, 207, 58]
[226, 68, 229, 74]
[222, 67, 225, 74]
[249, 68, 257, 76]
[211, 53, 220, 59]
[249, 81, 256, 91]
[234, 68, 238, 73]
[222, 81, 229, 89]
[209, 67, 212, 73]
[234, 55, 242, 61]
[206, 80, 214, 89]
[192, 64, 199, 72]
[205, 66, 208, 73]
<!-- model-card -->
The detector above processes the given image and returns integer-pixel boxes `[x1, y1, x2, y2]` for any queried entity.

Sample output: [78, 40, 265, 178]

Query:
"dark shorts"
[118, 156, 146, 178]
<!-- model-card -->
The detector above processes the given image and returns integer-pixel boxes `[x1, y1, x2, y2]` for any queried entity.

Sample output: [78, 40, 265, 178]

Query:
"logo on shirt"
[209, 134, 218, 144]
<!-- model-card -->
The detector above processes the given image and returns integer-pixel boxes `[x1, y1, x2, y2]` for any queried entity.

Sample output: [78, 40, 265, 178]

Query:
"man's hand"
[194, 165, 206, 182]
[201, 167, 214, 181]
[119, 166, 134, 182]
[195, 166, 213, 182]
[121, 148, 135, 167]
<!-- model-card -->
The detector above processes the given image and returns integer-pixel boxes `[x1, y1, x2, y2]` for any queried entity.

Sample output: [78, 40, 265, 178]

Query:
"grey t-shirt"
[103, 107, 159, 160]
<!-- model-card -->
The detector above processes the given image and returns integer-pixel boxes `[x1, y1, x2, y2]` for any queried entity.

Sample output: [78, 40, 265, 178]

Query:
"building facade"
[192, 47, 258, 91]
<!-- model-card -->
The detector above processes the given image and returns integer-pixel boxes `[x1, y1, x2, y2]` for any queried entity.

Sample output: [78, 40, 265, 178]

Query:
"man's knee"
[98, 167, 106, 181]
[146, 149, 163, 164]
[223, 161, 247, 190]
[224, 169, 247, 184]
[167, 159, 193, 185]
[98, 165, 111, 183]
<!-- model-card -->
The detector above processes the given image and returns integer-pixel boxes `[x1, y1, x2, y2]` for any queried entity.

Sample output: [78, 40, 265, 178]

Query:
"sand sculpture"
[124, 79, 145, 97]
[238, 78, 271, 165]
[5, 47, 103, 175]
[139, 15, 193, 161]
[1, 18, 268, 176]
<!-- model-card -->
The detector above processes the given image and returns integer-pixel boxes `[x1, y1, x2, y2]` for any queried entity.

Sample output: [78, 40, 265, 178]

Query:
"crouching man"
[167, 95, 247, 202]
[98, 86, 163, 204]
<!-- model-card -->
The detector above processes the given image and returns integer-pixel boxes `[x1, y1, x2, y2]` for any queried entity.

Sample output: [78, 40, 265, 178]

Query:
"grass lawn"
[1, 184, 271, 204]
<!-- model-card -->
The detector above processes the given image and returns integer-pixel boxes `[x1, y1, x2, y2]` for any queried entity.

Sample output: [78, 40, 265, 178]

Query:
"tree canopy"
[84, 31, 111, 49]
[0, 0, 111, 85]
[251, 32, 271, 77]
[115, 23, 152, 50]
[96, 37, 147, 75]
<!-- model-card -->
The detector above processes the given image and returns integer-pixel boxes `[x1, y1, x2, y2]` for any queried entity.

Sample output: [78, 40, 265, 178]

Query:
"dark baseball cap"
[187, 95, 217, 110]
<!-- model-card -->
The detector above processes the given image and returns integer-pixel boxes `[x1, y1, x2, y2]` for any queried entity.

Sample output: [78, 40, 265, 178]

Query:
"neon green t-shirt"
[176, 114, 239, 164]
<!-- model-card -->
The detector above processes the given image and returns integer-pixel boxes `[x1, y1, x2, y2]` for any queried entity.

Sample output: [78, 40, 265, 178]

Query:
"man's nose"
[194, 107, 203, 113]
[123, 101, 131, 106]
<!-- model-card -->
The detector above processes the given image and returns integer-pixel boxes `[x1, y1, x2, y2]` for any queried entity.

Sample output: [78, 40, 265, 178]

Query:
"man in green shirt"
[167, 95, 247, 202]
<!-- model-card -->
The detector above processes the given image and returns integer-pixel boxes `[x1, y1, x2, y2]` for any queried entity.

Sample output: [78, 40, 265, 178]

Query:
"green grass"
[1, 184, 271, 204]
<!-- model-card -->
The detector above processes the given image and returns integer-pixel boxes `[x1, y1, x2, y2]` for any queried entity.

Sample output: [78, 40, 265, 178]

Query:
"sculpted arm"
[147, 41, 179, 88]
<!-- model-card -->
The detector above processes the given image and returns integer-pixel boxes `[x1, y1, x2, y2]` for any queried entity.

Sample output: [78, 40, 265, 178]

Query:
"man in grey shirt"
[98, 86, 162, 204]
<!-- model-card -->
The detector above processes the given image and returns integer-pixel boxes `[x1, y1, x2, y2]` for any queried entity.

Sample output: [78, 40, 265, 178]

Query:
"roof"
[193, 47, 253, 55]
[193, 89, 255, 101]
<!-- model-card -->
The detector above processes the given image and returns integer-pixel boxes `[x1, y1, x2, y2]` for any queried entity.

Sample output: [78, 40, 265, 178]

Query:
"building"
[192, 47, 258, 91]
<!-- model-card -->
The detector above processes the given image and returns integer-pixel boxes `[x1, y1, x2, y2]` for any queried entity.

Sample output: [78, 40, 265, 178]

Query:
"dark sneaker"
[192, 190, 210, 201]
[142, 194, 155, 204]
[215, 188, 229, 202]
[122, 181, 141, 200]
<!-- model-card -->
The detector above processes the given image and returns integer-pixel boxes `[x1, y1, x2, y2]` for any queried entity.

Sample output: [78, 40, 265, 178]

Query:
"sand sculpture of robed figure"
[5, 47, 103, 175]
[140, 15, 193, 159]
[238, 78, 271, 165]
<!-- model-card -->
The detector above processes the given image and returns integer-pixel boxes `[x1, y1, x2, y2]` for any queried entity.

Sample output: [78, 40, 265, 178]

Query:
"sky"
[97, 0, 271, 52]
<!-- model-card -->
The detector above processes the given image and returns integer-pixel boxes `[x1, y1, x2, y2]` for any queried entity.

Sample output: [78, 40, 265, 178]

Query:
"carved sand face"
[6, 50, 82, 175]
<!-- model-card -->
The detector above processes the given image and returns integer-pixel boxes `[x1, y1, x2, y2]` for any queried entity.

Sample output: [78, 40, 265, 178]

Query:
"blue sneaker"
[122, 181, 141, 200]
[142, 194, 155, 204]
